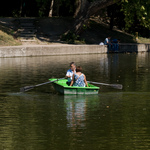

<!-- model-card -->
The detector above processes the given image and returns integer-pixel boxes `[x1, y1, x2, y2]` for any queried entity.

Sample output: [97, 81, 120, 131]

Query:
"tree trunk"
[72, 0, 90, 34]
[110, 14, 114, 30]
[73, 0, 120, 34]
[55, 0, 61, 16]
[107, 5, 115, 30]
[20, 0, 23, 17]
[49, 0, 54, 17]
[74, 0, 86, 18]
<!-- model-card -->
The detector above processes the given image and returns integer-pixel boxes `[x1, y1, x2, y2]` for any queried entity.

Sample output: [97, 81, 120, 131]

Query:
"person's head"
[108, 36, 111, 39]
[76, 66, 82, 72]
[70, 62, 76, 71]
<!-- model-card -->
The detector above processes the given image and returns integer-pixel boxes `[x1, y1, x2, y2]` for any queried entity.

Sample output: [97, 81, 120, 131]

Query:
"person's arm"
[106, 38, 109, 44]
[66, 75, 71, 78]
[84, 75, 88, 87]
[70, 74, 74, 86]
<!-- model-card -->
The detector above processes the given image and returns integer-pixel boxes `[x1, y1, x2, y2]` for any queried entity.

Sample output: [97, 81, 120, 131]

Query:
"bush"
[61, 31, 79, 44]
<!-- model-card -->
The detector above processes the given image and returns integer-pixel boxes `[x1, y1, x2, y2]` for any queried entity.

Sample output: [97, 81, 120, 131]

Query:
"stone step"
[20, 32, 36, 35]
[20, 34, 36, 37]
[20, 26, 35, 29]
[19, 31, 36, 34]
[20, 22, 34, 24]
[20, 26, 35, 28]
[17, 18, 37, 41]
[19, 29, 36, 32]
[20, 37, 36, 40]
[19, 19, 35, 23]
[20, 39, 36, 42]
[18, 28, 37, 31]
[20, 20, 35, 23]
[18, 30, 37, 34]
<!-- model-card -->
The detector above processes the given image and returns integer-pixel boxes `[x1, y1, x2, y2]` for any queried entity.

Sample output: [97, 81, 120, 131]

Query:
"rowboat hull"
[49, 78, 99, 95]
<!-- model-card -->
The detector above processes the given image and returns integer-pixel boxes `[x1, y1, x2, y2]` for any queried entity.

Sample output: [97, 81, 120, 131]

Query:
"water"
[0, 53, 150, 150]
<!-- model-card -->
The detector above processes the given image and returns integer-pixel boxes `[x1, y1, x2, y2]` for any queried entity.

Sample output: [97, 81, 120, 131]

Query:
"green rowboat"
[49, 78, 100, 95]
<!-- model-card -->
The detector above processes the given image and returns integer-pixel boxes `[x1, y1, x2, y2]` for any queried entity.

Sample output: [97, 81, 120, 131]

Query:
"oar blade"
[88, 81, 123, 89]
[20, 85, 34, 92]
[110, 84, 123, 89]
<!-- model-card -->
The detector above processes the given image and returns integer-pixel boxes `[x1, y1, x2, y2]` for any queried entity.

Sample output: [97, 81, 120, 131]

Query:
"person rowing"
[70, 66, 88, 87]
[66, 62, 76, 85]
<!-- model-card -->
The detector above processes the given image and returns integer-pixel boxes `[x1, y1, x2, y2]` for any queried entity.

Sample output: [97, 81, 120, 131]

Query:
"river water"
[0, 53, 150, 150]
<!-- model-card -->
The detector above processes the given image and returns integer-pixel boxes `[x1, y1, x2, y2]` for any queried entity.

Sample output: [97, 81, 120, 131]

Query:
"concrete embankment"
[0, 45, 107, 58]
[0, 43, 150, 58]
[119, 43, 150, 53]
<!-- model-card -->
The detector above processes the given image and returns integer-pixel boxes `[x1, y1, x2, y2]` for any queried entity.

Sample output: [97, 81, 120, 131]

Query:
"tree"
[72, 0, 120, 34]
[121, 0, 150, 30]
[49, 0, 54, 17]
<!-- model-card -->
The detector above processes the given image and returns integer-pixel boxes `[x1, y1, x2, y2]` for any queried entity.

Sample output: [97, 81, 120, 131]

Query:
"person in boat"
[66, 62, 76, 84]
[70, 66, 88, 87]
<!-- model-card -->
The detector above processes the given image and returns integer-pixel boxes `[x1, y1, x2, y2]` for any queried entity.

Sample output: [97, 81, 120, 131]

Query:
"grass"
[0, 24, 21, 46]
[137, 37, 150, 43]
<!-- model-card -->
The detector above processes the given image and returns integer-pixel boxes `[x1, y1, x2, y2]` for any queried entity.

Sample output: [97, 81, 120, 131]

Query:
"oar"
[87, 81, 123, 89]
[20, 77, 66, 92]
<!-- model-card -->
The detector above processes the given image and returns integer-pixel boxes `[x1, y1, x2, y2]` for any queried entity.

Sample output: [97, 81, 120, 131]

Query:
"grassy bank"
[0, 23, 21, 46]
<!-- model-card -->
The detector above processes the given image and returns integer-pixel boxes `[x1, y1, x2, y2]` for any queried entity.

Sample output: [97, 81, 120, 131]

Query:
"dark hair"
[76, 66, 82, 72]
[70, 62, 75, 67]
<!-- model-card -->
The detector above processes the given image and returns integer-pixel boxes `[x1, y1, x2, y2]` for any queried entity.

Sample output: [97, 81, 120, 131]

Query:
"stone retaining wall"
[0, 45, 107, 58]
[119, 43, 150, 53]
[0, 43, 150, 58]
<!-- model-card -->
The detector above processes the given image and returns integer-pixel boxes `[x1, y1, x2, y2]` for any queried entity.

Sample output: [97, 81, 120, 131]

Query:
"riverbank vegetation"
[0, 0, 150, 45]
[0, 24, 21, 46]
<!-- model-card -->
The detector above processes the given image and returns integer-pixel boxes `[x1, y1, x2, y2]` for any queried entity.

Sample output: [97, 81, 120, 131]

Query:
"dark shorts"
[67, 82, 71, 86]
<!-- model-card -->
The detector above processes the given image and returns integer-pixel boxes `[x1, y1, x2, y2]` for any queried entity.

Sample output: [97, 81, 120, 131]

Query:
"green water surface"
[0, 53, 150, 150]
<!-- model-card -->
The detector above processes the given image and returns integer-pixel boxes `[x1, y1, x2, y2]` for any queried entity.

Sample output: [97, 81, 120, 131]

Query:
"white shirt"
[66, 69, 74, 82]
[104, 38, 109, 45]
[99, 42, 104, 45]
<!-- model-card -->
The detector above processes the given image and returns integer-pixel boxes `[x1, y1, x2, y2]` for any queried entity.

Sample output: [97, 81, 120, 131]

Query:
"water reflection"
[65, 95, 87, 129]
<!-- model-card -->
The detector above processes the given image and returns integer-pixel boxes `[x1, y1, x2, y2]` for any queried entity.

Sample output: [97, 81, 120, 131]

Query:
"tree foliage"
[121, 0, 150, 30]
[0, 0, 76, 17]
